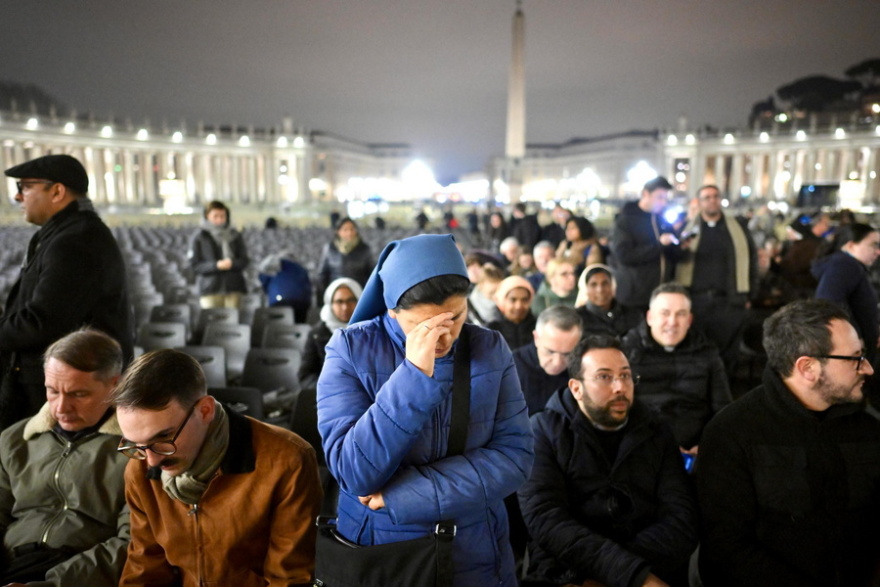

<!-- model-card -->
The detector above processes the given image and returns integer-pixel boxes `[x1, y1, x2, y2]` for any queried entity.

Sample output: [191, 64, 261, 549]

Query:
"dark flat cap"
[4, 154, 88, 194]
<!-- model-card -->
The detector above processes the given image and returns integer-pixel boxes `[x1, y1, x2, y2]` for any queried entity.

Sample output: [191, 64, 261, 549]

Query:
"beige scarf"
[162, 403, 229, 505]
[336, 236, 361, 255]
[675, 213, 750, 293]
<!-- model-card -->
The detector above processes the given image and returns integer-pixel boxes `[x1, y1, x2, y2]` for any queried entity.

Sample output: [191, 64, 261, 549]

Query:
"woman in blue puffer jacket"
[317, 234, 534, 586]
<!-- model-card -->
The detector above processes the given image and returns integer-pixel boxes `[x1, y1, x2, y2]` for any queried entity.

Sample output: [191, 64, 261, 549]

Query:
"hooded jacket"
[518, 389, 698, 587]
[0, 404, 129, 587]
[317, 317, 534, 586]
[621, 322, 731, 448]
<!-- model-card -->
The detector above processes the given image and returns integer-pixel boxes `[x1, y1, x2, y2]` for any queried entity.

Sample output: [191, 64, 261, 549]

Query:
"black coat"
[621, 322, 731, 449]
[519, 389, 698, 587]
[511, 214, 542, 251]
[512, 342, 570, 416]
[0, 200, 133, 427]
[298, 322, 332, 390]
[487, 313, 537, 351]
[609, 202, 677, 308]
[697, 367, 880, 586]
[317, 240, 373, 299]
[189, 228, 249, 296]
[577, 301, 641, 338]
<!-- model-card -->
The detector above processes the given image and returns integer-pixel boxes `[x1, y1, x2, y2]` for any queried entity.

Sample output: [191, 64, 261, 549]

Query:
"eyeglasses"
[331, 297, 358, 306]
[15, 180, 55, 194]
[590, 373, 640, 387]
[117, 402, 197, 460]
[811, 354, 869, 372]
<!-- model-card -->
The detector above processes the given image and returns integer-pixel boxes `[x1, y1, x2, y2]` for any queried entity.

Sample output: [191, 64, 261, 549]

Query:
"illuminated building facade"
[0, 110, 415, 210]
[489, 116, 880, 208]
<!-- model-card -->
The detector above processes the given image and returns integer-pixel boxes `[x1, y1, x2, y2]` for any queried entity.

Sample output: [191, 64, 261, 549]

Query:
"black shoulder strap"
[447, 327, 471, 457]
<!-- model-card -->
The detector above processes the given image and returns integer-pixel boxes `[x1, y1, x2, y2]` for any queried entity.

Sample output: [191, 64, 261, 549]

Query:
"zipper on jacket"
[188, 503, 205, 586]
[40, 440, 75, 544]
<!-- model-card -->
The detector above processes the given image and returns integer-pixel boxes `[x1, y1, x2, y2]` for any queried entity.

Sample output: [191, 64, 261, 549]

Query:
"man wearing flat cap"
[0, 154, 133, 432]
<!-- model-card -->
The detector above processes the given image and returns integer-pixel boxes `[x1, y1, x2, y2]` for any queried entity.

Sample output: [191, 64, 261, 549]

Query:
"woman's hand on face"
[406, 311, 454, 377]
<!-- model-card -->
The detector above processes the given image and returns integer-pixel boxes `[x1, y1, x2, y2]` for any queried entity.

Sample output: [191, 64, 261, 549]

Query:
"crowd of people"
[1, 153, 879, 586]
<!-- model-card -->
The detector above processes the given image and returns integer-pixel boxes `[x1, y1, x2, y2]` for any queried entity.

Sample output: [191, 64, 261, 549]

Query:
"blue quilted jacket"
[317, 315, 534, 586]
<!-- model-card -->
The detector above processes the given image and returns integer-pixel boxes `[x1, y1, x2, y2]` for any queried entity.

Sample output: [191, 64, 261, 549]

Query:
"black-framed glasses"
[811, 354, 868, 371]
[117, 402, 197, 460]
[590, 373, 640, 387]
[15, 180, 55, 194]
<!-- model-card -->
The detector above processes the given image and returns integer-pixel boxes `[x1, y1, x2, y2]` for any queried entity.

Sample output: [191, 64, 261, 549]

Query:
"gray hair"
[536, 304, 583, 333]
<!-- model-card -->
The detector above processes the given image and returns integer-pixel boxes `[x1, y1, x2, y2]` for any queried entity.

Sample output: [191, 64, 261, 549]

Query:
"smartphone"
[681, 452, 695, 473]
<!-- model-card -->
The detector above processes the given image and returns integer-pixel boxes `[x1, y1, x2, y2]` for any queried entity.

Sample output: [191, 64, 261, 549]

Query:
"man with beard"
[518, 335, 698, 587]
[698, 299, 880, 586]
[675, 184, 757, 374]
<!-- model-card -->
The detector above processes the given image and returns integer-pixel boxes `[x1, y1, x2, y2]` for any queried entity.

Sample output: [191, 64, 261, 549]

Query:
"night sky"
[2, 1, 878, 184]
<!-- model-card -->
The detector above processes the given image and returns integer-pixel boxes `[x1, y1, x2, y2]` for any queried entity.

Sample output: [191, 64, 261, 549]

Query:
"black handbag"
[314, 329, 471, 587]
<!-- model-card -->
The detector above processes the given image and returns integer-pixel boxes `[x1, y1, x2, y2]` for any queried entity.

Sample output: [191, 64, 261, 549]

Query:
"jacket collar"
[761, 365, 865, 422]
[220, 406, 256, 474]
[145, 405, 255, 481]
[23, 401, 121, 440]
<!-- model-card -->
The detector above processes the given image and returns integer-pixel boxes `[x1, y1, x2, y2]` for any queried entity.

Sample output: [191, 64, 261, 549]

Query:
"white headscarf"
[320, 277, 364, 332]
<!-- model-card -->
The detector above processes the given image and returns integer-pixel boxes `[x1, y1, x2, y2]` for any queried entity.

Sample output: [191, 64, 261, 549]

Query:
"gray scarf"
[162, 403, 229, 505]
[203, 220, 238, 259]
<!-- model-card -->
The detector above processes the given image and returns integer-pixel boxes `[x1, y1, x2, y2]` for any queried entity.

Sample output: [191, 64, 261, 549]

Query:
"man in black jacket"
[609, 176, 678, 314]
[698, 299, 880, 586]
[622, 283, 731, 456]
[0, 155, 132, 431]
[513, 304, 583, 416]
[519, 334, 698, 587]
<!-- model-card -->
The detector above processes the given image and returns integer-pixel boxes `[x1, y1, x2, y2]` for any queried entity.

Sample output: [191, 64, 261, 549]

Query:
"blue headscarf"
[350, 234, 468, 324]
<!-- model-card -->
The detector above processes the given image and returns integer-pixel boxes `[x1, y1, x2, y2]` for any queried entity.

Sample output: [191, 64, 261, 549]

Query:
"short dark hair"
[110, 349, 206, 410]
[836, 222, 876, 248]
[44, 328, 122, 383]
[394, 274, 470, 311]
[649, 282, 691, 306]
[536, 304, 583, 333]
[642, 176, 673, 193]
[567, 334, 623, 380]
[763, 299, 851, 377]
[204, 200, 229, 217]
[334, 217, 358, 233]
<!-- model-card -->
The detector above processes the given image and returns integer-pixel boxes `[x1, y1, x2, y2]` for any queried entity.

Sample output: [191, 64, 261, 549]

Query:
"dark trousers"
[690, 293, 747, 377]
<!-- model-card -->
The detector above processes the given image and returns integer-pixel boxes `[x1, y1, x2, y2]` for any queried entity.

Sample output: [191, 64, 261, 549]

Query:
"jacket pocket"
[838, 441, 880, 508]
[752, 445, 810, 513]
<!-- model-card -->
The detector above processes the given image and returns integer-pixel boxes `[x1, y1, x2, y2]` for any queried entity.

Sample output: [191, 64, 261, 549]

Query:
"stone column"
[505, 2, 525, 203]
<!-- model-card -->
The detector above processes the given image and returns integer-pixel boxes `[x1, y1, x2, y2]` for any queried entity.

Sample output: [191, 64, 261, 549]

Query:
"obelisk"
[505, 0, 525, 202]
